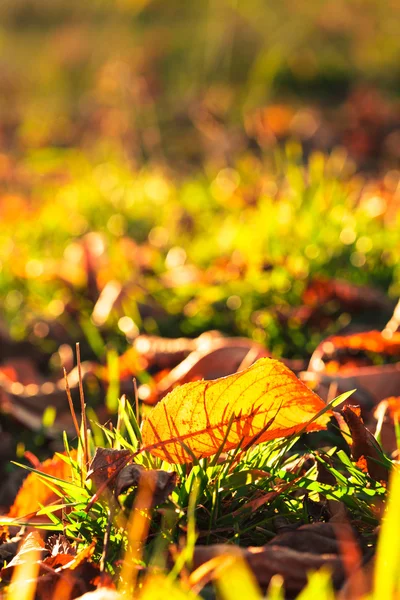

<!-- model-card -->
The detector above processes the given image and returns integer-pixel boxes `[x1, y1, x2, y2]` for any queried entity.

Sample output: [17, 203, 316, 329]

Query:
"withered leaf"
[303, 494, 330, 523]
[44, 534, 76, 569]
[269, 522, 359, 556]
[133, 333, 197, 368]
[342, 405, 388, 482]
[192, 543, 345, 595]
[19, 541, 101, 600]
[43, 553, 78, 569]
[141, 358, 331, 464]
[303, 277, 392, 313]
[87, 448, 132, 492]
[1, 531, 46, 580]
[0, 540, 19, 564]
[115, 464, 177, 506]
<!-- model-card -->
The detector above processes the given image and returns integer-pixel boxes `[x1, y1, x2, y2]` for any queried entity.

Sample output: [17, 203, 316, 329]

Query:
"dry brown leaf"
[231, 482, 292, 517]
[302, 277, 392, 313]
[269, 522, 359, 556]
[141, 358, 331, 464]
[114, 464, 177, 505]
[342, 405, 388, 482]
[192, 543, 344, 595]
[1, 531, 46, 579]
[86, 448, 132, 493]
[86, 449, 177, 506]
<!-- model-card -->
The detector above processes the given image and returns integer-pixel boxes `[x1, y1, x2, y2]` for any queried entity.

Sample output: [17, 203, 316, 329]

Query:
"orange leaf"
[383, 396, 400, 420]
[8, 451, 76, 520]
[141, 358, 331, 464]
[322, 330, 400, 356]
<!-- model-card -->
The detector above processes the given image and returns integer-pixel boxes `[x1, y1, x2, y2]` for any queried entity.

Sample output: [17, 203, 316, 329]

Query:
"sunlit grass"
[0, 394, 389, 589]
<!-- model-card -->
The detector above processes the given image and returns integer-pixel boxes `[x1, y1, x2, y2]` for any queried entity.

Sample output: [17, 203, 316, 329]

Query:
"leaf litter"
[0, 296, 399, 599]
[2, 73, 400, 599]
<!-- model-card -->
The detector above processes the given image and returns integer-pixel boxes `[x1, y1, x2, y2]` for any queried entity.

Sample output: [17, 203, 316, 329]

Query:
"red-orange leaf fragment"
[322, 331, 400, 356]
[8, 451, 76, 520]
[141, 358, 331, 464]
[384, 396, 400, 420]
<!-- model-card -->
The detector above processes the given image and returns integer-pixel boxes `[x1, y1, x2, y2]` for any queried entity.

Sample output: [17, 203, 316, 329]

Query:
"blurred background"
[1, 0, 400, 398]
[1, 0, 400, 167]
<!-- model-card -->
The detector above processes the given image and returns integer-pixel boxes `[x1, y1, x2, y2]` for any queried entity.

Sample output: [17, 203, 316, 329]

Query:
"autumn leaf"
[8, 451, 76, 520]
[140, 335, 268, 404]
[86, 449, 177, 506]
[303, 277, 391, 313]
[1, 531, 46, 580]
[87, 448, 132, 493]
[114, 464, 177, 506]
[383, 396, 400, 419]
[192, 541, 345, 596]
[342, 405, 388, 482]
[318, 330, 400, 358]
[141, 358, 331, 464]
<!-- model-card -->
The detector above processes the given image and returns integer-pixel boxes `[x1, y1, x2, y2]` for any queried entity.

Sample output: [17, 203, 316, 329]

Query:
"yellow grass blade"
[373, 466, 400, 599]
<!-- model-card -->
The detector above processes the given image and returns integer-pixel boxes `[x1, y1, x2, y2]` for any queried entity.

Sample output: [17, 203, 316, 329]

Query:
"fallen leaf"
[269, 522, 361, 556]
[57, 539, 96, 571]
[1, 531, 46, 579]
[0, 539, 19, 564]
[137, 334, 269, 404]
[43, 534, 77, 569]
[304, 330, 400, 413]
[302, 277, 392, 313]
[383, 396, 400, 420]
[9, 539, 102, 600]
[87, 448, 132, 492]
[342, 405, 388, 482]
[192, 543, 345, 595]
[311, 331, 400, 366]
[327, 500, 349, 523]
[134, 334, 197, 368]
[115, 464, 177, 506]
[141, 358, 331, 464]
[44, 553, 79, 570]
[8, 451, 76, 520]
[338, 557, 374, 600]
